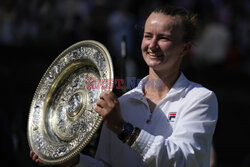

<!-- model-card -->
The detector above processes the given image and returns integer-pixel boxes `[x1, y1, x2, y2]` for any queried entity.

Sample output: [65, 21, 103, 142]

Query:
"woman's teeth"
[149, 52, 160, 57]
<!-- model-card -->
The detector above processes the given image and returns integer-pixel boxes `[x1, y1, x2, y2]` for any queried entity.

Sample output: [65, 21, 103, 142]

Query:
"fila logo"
[168, 112, 176, 122]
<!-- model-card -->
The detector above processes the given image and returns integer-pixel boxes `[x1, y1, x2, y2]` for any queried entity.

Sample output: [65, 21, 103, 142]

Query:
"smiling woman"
[30, 5, 218, 167]
[141, 13, 187, 73]
[141, 6, 197, 75]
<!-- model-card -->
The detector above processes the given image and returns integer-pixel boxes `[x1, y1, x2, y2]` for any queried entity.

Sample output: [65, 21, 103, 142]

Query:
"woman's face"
[141, 13, 190, 73]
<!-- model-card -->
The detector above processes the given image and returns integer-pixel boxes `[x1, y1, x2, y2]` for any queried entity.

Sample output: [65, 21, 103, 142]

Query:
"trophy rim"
[27, 40, 113, 165]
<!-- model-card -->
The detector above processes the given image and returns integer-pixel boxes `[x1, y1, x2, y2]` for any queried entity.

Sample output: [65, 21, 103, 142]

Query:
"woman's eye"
[144, 35, 152, 38]
[161, 37, 170, 41]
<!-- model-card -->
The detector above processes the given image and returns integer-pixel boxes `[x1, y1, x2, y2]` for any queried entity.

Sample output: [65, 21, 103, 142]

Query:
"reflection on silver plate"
[27, 40, 113, 165]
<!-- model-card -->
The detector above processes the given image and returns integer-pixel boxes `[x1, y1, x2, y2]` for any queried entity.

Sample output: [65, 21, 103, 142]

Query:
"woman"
[31, 5, 218, 167]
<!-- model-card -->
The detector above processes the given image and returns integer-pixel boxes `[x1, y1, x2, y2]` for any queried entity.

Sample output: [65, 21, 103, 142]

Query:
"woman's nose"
[149, 37, 158, 50]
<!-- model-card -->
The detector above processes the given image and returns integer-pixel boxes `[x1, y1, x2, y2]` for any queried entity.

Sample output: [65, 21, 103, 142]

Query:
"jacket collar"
[127, 72, 189, 101]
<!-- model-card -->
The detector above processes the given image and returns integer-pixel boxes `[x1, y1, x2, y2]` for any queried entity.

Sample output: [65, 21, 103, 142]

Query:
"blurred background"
[1, 0, 250, 166]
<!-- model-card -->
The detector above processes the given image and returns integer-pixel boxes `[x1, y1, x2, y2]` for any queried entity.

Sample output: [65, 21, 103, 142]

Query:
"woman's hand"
[94, 91, 125, 135]
[30, 150, 44, 166]
[30, 150, 80, 167]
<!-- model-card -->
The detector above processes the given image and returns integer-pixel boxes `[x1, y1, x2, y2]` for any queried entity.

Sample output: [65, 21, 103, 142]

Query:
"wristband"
[118, 122, 134, 143]
[127, 127, 140, 146]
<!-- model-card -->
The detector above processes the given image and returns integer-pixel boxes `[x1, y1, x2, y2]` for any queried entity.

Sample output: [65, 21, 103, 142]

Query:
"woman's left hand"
[94, 91, 124, 134]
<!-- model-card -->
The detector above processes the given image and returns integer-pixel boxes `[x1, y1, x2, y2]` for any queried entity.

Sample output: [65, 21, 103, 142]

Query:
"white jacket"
[77, 73, 218, 167]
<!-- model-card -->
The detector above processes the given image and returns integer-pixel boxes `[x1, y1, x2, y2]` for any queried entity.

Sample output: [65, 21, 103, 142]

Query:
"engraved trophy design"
[27, 40, 113, 165]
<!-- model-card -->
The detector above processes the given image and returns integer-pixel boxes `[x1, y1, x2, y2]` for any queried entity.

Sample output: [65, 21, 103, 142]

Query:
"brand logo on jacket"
[168, 112, 176, 122]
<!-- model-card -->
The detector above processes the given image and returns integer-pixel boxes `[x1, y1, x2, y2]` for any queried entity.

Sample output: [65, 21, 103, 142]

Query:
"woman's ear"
[181, 42, 192, 56]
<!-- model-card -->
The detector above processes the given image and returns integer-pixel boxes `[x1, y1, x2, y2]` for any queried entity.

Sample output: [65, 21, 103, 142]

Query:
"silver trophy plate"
[27, 40, 113, 165]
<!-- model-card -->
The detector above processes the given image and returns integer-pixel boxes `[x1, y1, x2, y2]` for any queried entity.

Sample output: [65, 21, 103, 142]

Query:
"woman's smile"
[147, 51, 163, 59]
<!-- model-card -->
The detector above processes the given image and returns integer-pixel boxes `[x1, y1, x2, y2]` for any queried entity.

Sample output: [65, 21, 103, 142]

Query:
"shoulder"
[177, 78, 218, 116]
[181, 80, 218, 118]
[176, 80, 218, 122]
[171, 73, 217, 103]
[185, 80, 217, 101]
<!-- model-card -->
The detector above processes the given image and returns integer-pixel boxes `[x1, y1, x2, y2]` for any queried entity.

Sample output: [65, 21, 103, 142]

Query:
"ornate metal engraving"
[27, 40, 113, 165]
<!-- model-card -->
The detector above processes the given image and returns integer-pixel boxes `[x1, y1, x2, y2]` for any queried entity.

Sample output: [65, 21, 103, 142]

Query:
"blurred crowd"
[1, 0, 249, 73]
[1, 0, 250, 166]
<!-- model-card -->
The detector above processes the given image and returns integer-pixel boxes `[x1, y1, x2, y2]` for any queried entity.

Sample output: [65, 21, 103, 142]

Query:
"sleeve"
[75, 154, 108, 167]
[130, 90, 218, 167]
[75, 124, 112, 167]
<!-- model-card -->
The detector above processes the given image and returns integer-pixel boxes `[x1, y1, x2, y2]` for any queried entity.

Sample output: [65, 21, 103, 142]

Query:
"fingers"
[97, 91, 118, 108]
[95, 91, 124, 134]
[30, 150, 38, 161]
[30, 150, 44, 165]
[95, 105, 105, 117]
[96, 99, 106, 108]
[100, 91, 118, 105]
[95, 91, 119, 118]
[95, 101, 111, 119]
[36, 158, 42, 164]
[30, 150, 34, 157]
